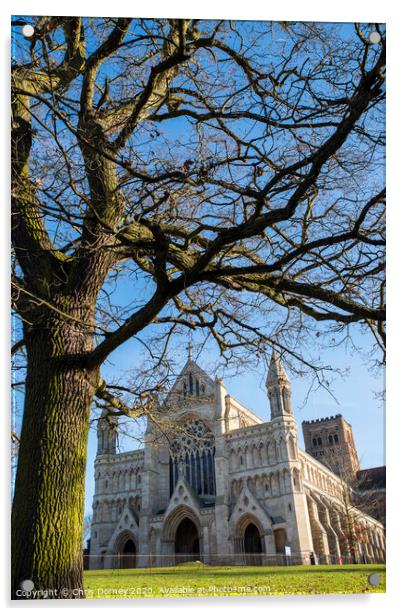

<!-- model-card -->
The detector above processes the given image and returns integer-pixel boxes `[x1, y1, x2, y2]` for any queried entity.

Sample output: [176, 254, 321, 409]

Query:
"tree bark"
[11, 315, 98, 599]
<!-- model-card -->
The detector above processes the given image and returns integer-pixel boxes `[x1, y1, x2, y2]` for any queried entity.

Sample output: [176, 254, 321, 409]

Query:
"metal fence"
[84, 551, 385, 571]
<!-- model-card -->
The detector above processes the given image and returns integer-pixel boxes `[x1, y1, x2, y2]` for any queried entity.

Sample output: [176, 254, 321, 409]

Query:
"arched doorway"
[244, 522, 263, 565]
[174, 517, 200, 564]
[118, 537, 136, 569]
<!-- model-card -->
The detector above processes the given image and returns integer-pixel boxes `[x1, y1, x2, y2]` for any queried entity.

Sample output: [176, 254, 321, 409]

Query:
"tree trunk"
[11, 317, 97, 599]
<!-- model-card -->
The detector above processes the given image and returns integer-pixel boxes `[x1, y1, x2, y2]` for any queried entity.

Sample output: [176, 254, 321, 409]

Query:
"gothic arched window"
[169, 418, 215, 497]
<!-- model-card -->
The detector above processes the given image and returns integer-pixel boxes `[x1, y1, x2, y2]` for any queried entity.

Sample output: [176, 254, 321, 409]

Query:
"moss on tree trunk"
[11, 322, 97, 599]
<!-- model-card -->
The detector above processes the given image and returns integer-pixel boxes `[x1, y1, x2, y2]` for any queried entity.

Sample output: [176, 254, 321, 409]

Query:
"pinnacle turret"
[266, 350, 293, 419]
[97, 408, 118, 455]
[266, 350, 290, 387]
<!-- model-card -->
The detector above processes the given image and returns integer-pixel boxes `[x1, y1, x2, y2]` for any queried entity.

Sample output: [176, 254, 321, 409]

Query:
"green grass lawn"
[84, 562, 385, 598]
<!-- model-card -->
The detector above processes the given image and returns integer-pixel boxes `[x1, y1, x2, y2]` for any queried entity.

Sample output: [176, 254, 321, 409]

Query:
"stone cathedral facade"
[89, 353, 385, 569]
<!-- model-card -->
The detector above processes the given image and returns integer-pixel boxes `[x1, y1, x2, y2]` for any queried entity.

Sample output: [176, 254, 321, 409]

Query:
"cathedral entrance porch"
[233, 514, 266, 566]
[114, 532, 137, 569]
[161, 505, 203, 566]
[174, 517, 200, 564]
[244, 522, 263, 565]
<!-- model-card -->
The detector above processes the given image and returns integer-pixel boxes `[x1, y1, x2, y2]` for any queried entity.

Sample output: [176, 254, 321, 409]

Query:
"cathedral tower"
[266, 351, 293, 420]
[97, 409, 118, 456]
[302, 414, 360, 476]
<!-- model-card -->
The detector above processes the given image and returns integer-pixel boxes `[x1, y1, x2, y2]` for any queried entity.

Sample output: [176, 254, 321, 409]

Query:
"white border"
[1, 1, 401, 614]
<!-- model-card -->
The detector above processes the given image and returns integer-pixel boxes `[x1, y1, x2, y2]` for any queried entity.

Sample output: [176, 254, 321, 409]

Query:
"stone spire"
[266, 350, 293, 419]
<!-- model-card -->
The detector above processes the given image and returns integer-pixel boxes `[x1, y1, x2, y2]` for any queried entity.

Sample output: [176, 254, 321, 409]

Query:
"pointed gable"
[229, 483, 274, 533]
[164, 473, 201, 519]
[166, 358, 215, 405]
[105, 503, 139, 550]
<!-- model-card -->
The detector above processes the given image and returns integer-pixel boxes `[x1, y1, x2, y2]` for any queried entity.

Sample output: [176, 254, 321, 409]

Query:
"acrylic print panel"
[11, 16, 386, 600]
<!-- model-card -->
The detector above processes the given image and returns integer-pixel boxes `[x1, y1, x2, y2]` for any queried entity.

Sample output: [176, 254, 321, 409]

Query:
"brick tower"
[302, 414, 360, 477]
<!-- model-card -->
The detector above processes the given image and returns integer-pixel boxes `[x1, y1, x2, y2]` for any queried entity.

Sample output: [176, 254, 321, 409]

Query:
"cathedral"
[88, 351, 385, 569]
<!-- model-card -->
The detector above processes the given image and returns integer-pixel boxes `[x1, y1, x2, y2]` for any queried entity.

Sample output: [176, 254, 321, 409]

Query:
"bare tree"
[11, 18, 385, 597]
[337, 471, 383, 563]
[351, 469, 386, 530]
[319, 447, 384, 561]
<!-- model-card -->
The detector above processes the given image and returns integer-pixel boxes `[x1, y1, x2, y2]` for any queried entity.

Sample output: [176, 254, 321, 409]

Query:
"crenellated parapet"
[302, 414, 360, 475]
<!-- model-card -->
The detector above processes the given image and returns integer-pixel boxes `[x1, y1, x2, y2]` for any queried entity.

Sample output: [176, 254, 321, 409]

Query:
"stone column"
[154, 529, 161, 567]
[202, 524, 210, 564]
[263, 530, 276, 565]
[213, 451, 231, 565]
[213, 379, 232, 565]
